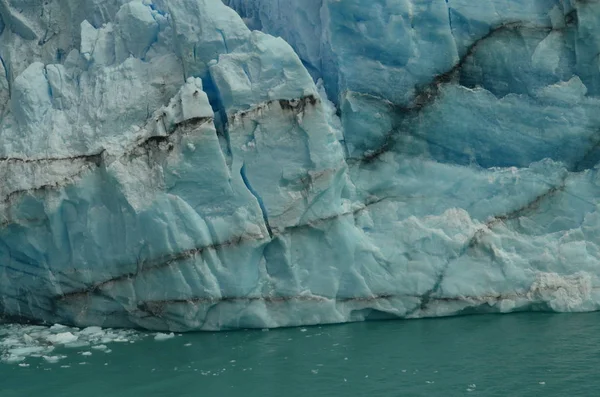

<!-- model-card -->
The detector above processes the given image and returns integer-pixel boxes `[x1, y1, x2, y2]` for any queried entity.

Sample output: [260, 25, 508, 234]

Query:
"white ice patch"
[45, 332, 78, 344]
[43, 355, 67, 363]
[0, 324, 148, 365]
[154, 332, 175, 341]
[527, 272, 593, 311]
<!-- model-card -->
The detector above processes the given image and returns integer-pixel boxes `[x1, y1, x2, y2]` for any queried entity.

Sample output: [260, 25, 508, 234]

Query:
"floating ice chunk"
[80, 327, 103, 336]
[45, 332, 78, 345]
[22, 334, 34, 344]
[64, 341, 90, 349]
[154, 333, 175, 341]
[8, 346, 47, 356]
[3, 355, 26, 364]
[43, 355, 67, 364]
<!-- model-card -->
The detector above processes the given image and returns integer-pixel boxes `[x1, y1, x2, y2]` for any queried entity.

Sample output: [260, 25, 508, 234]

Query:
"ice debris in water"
[45, 332, 78, 345]
[154, 332, 176, 341]
[43, 355, 67, 364]
[0, 324, 146, 364]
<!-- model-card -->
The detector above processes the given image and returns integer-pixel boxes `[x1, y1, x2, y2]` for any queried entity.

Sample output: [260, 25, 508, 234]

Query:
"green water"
[2, 313, 599, 396]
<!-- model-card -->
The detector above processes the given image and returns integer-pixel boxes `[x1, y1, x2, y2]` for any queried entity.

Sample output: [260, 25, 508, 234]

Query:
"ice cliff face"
[1, 0, 600, 331]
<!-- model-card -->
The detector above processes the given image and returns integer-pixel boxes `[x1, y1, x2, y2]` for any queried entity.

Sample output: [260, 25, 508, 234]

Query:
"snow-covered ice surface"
[2, 0, 600, 331]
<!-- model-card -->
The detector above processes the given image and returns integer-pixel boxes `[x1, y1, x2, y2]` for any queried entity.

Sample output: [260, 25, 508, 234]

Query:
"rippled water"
[2, 313, 599, 396]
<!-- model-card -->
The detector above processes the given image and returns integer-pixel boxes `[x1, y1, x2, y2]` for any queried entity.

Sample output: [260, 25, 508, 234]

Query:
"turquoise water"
[2, 313, 599, 396]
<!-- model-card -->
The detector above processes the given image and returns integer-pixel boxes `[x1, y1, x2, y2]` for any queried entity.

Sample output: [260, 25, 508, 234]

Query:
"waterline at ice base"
[2, 0, 600, 331]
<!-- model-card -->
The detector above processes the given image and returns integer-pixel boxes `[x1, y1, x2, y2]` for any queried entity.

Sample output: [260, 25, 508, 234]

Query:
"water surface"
[2, 313, 598, 396]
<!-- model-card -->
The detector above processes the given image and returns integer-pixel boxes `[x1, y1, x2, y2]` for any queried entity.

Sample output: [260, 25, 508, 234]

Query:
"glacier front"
[1, 0, 600, 331]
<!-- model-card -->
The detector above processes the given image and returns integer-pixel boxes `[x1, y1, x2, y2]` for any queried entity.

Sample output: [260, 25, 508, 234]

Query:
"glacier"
[1, 0, 600, 331]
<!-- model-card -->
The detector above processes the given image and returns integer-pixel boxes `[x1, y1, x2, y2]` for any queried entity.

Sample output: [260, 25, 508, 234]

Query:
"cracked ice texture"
[1, 0, 600, 331]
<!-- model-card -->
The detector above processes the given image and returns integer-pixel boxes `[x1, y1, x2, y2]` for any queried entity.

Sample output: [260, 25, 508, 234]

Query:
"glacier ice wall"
[2, 0, 600, 331]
